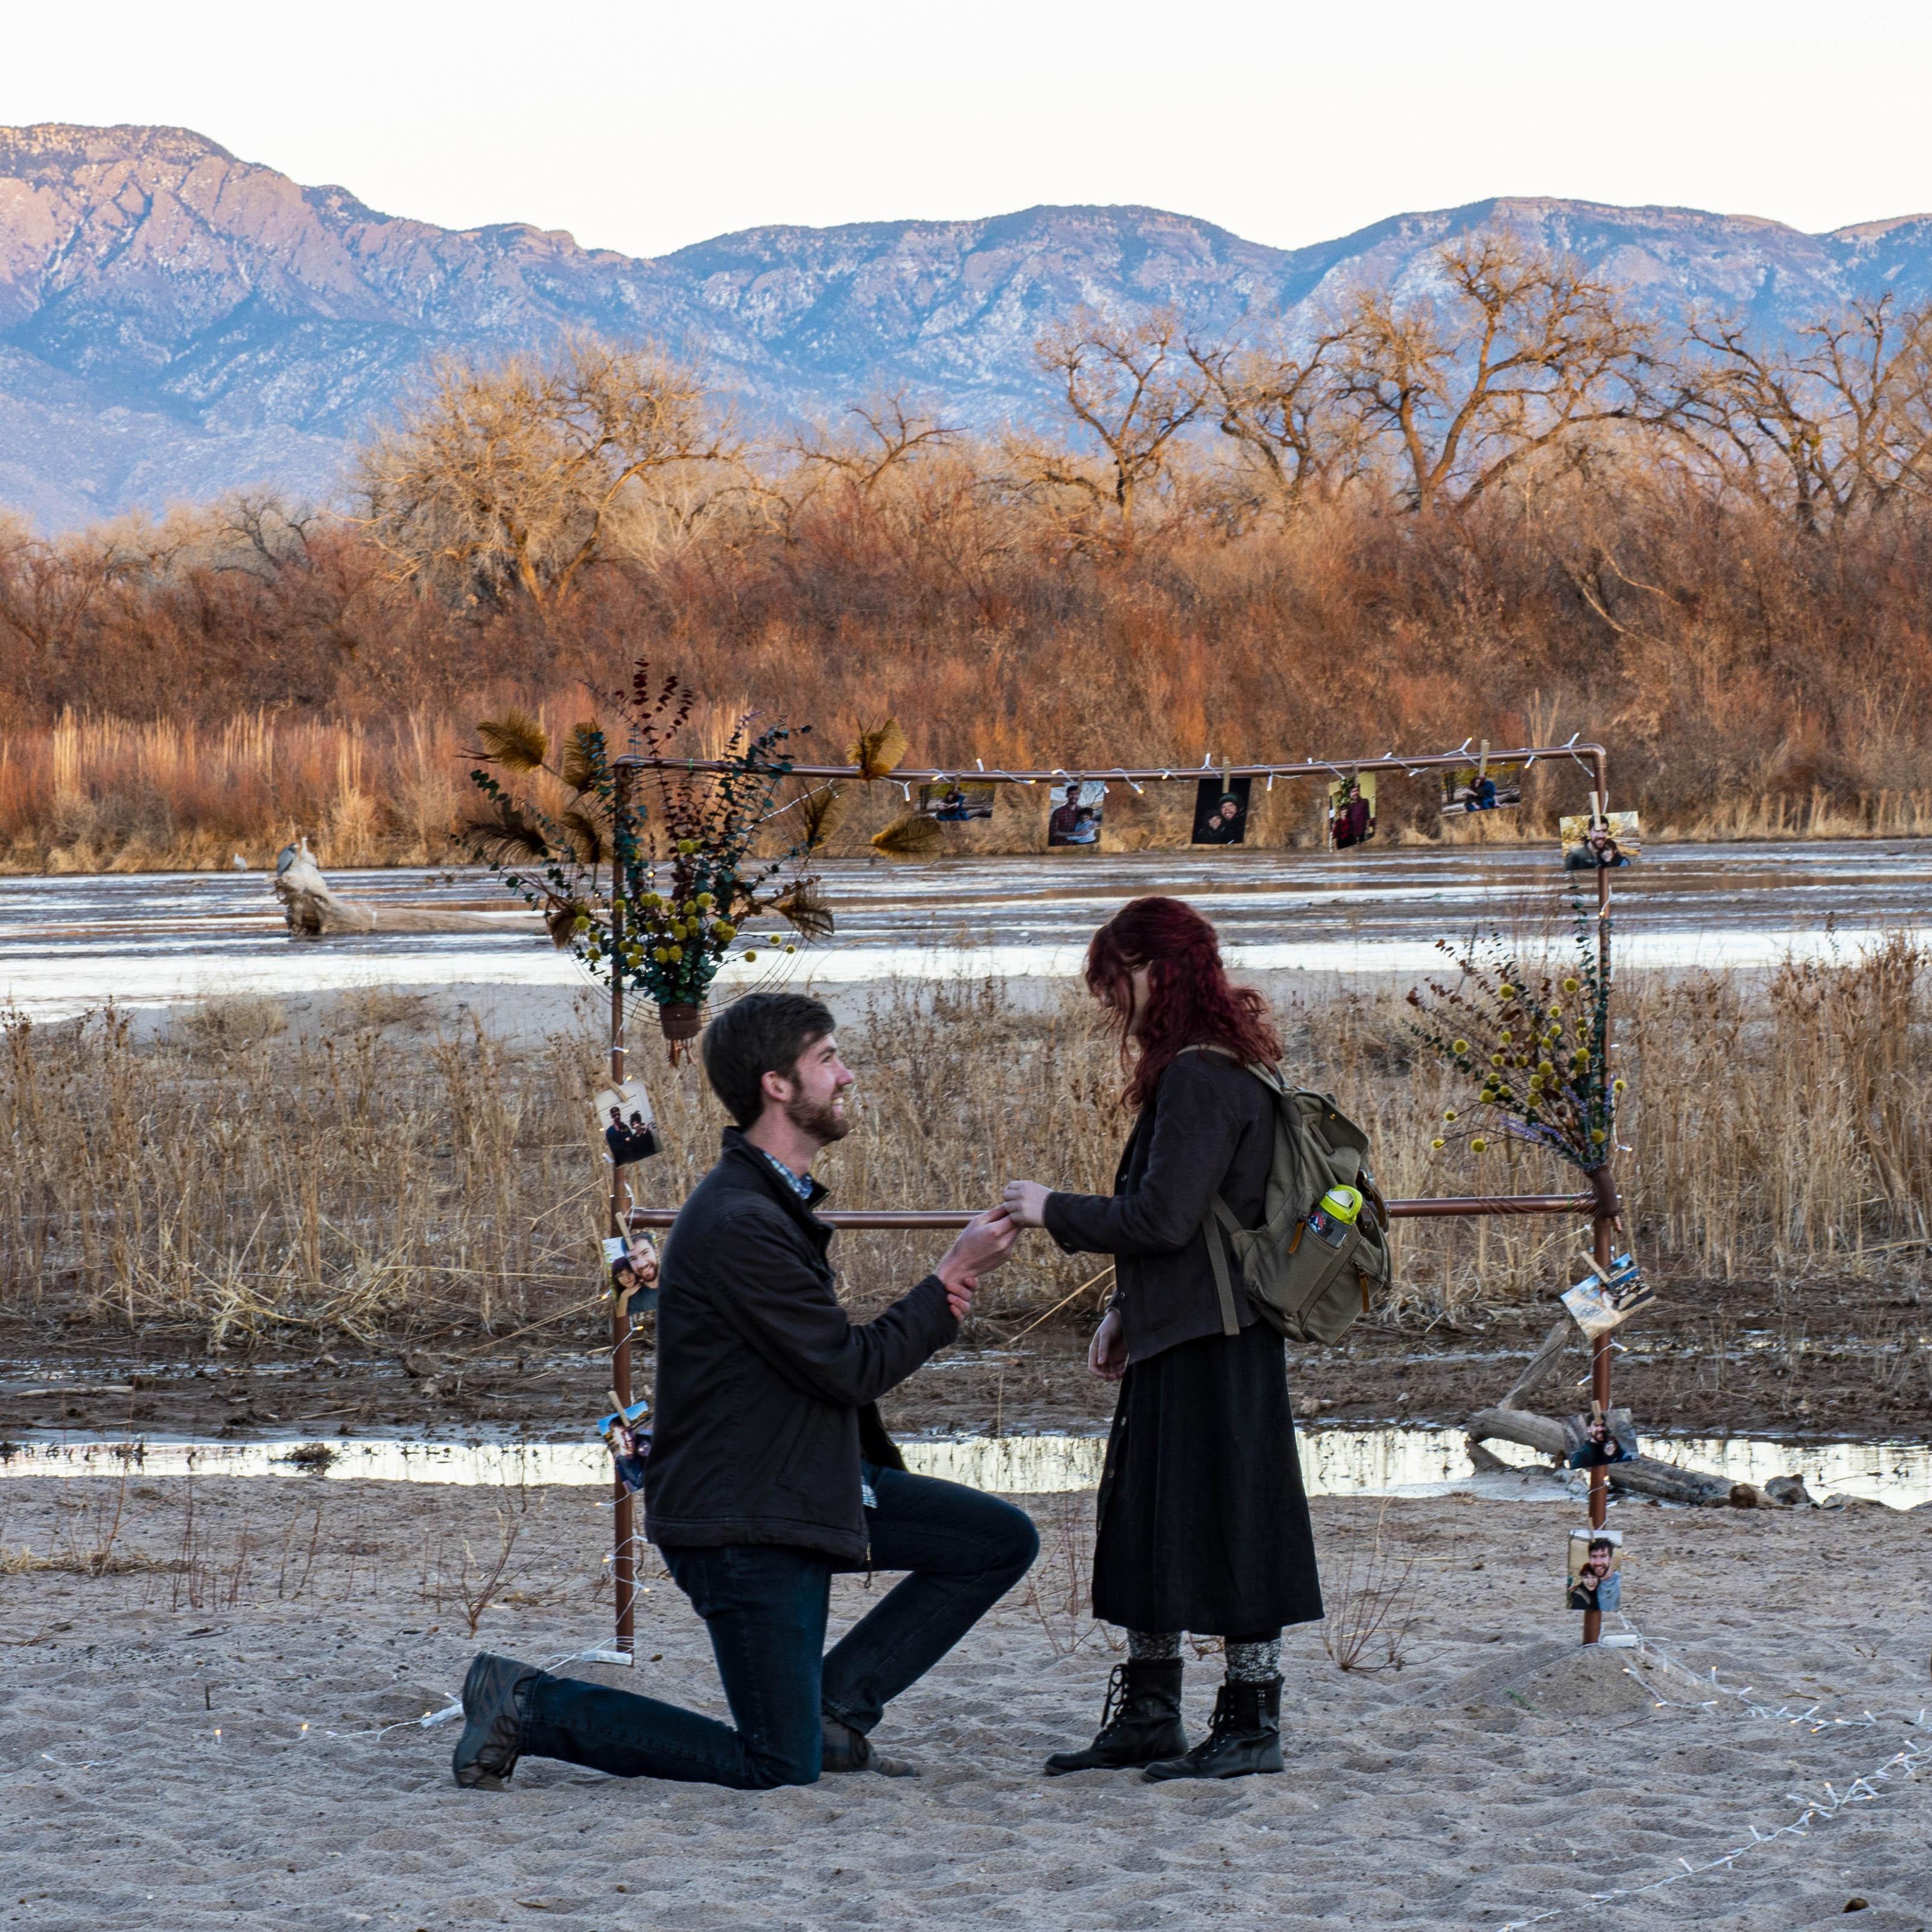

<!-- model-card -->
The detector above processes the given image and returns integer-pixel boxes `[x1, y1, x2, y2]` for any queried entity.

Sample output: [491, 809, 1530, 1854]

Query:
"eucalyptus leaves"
[1405, 912, 1623, 1173]
[463, 666, 822, 1033]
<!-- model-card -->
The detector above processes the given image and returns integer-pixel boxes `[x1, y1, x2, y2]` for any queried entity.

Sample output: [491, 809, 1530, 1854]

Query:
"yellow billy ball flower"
[1491, 1052, 1506, 1068]
[667, 944, 684, 962]
[1498, 982, 1516, 999]
[676, 839, 697, 856]
[1470, 1137, 1489, 1153]
[1590, 1127, 1607, 1143]
[652, 946, 668, 963]
[743, 949, 757, 962]
[1562, 976, 1580, 994]
[696, 891, 715, 909]
[1443, 1108, 1458, 1122]
[1613, 1078, 1627, 1093]
[1451, 1038, 1469, 1055]
[1431, 1137, 1446, 1149]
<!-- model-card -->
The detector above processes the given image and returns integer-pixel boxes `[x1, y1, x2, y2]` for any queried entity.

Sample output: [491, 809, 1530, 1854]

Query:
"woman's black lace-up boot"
[1043, 1659, 1187, 1775]
[1142, 1676, 1282, 1780]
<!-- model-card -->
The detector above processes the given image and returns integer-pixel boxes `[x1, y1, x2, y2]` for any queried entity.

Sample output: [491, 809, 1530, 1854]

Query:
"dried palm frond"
[796, 783, 850, 851]
[772, 882, 835, 941]
[871, 812, 944, 859]
[544, 899, 587, 949]
[559, 808, 606, 866]
[561, 723, 602, 793]
[475, 710, 550, 772]
[463, 796, 552, 866]
[848, 719, 909, 781]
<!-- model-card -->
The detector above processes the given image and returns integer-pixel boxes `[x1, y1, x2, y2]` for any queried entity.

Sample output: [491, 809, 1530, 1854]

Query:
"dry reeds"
[3, 949, 1930, 1347]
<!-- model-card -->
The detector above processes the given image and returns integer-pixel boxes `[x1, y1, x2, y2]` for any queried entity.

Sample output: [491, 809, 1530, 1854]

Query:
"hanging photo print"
[1328, 772, 1377, 850]
[1191, 776, 1251, 846]
[1563, 1406, 1641, 1469]
[1048, 779, 1107, 848]
[917, 781, 997, 822]
[1441, 754, 1524, 816]
[599, 1394, 651, 1495]
[1566, 1527, 1623, 1612]
[1560, 1251, 1657, 1341]
[594, 1079, 659, 1168]
[604, 1231, 659, 1316]
[1560, 810, 1642, 869]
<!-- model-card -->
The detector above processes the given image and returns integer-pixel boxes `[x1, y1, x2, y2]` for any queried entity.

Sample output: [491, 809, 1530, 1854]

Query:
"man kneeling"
[454, 993, 1038, 1790]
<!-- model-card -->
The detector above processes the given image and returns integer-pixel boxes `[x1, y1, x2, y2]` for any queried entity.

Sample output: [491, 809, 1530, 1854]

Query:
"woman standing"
[1002, 897, 1321, 1780]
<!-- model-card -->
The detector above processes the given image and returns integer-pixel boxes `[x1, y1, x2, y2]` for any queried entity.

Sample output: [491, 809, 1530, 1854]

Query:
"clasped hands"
[934, 1180, 1052, 1318]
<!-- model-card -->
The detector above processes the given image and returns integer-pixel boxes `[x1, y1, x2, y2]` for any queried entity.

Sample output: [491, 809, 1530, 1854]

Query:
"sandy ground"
[3, 1476, 1930, 1931]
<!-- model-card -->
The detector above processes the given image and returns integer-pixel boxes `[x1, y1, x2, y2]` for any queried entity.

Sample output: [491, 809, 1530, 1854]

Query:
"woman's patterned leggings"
[1126, 1629, 1281, 1681]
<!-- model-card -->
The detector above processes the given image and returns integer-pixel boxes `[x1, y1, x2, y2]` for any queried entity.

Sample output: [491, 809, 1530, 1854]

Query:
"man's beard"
[785, 1088, 851, 1145]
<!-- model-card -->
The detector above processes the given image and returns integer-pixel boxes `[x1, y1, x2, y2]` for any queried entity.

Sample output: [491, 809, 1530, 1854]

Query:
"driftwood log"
[1466, 1315, 1813, 1510]
[272, 840, 553, 941]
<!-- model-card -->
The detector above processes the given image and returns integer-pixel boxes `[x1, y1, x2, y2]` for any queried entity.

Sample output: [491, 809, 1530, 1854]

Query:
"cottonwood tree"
[0, 520, 134, 678]
[1335, 237, 1663, 514]
[757, 390, 962, 547]
[1017, 309, 1205, 538]
[1188, 327, 1365, 514]
[357, 335, 728, 607]
[1676, 295, 1932, 528]
[789, 390, 959, 494]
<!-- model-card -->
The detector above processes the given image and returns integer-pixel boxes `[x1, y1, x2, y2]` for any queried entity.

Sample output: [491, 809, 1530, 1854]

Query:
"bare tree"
[790, 390, 959, 492]
[1335, 236, 1663, 514]
[0, 519, 132, 675]
[1189, 326, 1364, 513]
[1676, 295, 1932, 527]
[357, 335, 728, 607]
[1017, 308, 1205, 536]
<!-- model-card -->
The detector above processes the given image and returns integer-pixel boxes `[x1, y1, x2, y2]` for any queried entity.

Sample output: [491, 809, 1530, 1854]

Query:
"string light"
[1493, 1627, 1931, 1931]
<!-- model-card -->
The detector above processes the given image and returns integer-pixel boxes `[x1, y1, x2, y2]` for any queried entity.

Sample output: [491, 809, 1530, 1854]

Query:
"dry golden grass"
[3, 949, 1929, 1348]
[8, 465, 1932, 872]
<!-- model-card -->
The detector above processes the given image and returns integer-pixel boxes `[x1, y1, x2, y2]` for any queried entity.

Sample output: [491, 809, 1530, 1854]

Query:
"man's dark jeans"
[521, 1466, 1037, 1788]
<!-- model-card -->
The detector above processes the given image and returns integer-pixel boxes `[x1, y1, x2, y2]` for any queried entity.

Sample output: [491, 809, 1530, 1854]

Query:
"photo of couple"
[1190, 776, 1250, 845]
[1049, 779, 1107, 847]
[596, 1080, 658, 1168]
[1561, 1251, 1656, 1341]
[1327, 772, 1376, 850]
[1566, 1529, 1623, 1612]
[1440, 757, 1523, 816]
[605, 1229, 659, 1315]
[917, 780, 997, 822]
[1563, 1406, 1639, 1469]
[1560, 810, 1641, 869]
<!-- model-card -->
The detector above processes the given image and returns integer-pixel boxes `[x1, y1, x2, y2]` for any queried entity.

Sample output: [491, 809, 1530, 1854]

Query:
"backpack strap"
[1176, 1046, 1277, 1338]
[1204, 1199, 1243, 1336]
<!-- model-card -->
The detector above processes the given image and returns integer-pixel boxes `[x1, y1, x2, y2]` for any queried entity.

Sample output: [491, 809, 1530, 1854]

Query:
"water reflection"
[2, 1425, 1927, 1508]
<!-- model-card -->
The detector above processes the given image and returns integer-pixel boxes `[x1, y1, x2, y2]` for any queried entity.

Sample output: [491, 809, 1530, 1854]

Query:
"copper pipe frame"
[604, 741, 1622, 1651]
[607, 763, 637, 1660]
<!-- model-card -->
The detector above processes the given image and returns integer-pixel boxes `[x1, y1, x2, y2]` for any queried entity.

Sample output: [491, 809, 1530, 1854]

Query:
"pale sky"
[3, 0, 1927, 259]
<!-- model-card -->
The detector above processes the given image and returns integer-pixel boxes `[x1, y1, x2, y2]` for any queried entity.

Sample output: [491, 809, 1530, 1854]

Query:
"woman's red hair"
[1085, 897, 1281, 1111]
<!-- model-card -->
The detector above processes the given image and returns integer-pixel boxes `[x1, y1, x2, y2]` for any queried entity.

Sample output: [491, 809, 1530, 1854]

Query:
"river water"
[2, 1425, 1927, 1507]
[3, 839, 1929, 1018]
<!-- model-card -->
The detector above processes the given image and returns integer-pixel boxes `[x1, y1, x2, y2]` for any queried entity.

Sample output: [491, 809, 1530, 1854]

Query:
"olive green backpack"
[1184, 1051, 1393, 1344]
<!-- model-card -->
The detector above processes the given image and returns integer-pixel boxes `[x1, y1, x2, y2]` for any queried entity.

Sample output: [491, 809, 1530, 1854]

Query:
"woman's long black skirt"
[1090, 1318, 1323, 1636]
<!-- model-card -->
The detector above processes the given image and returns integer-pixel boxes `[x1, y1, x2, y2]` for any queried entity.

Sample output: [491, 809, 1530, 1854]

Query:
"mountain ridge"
[4, 122, 1931, 529]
